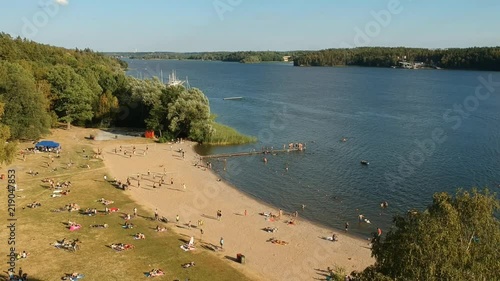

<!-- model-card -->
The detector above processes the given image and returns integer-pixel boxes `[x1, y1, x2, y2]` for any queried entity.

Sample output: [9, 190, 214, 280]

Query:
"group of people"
[52, 238, 80, 251]
[26, 201, 41, 208]
[110, 243, 134, 251]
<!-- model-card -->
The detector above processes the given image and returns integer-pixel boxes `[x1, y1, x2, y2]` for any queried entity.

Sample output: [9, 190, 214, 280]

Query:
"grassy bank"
[0, 140, 253, 280]
[205, 122, 257, 145]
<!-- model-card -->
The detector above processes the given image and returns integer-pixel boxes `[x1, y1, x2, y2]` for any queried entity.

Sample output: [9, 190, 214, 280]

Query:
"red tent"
[145, 131, 155, 139]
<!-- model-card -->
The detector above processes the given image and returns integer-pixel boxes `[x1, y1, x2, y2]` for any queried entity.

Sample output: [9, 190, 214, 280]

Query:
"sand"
[101, 139, 374, 281]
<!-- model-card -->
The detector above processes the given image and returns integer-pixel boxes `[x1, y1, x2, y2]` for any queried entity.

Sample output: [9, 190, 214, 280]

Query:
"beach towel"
[69, 225, 81, 231]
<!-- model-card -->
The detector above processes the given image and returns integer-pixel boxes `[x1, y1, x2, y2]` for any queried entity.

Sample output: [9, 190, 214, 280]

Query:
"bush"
[157, 136, 169, 143]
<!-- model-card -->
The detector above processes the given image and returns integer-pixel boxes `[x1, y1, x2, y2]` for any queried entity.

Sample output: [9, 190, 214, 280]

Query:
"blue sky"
[1, 0, 499, 52]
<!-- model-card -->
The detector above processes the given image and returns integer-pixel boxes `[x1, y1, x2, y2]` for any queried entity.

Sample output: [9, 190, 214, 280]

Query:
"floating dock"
[223, 97, 243, 100]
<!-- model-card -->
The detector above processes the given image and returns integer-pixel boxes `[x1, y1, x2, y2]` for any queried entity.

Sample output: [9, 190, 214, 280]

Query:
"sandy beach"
[101, 139, 374, 280]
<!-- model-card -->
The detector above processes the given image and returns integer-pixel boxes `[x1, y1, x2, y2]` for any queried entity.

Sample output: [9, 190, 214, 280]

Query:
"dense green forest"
[293, 47, 500, 70]
[107, 50, 307, 63]
[0, 33, 253, 164]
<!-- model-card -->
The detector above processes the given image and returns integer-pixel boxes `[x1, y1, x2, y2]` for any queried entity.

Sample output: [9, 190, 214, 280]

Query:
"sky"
[0, 0, 499, 52]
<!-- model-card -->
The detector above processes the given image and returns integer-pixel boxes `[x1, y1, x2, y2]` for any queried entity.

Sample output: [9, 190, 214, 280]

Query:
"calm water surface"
[126, 59, 500, 238]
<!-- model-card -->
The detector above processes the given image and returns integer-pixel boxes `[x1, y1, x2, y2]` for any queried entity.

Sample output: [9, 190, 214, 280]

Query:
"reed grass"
[205, 122, 257, 145]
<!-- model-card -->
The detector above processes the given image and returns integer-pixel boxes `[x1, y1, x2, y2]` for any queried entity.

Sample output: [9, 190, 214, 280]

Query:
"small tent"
[35, 140, 61, 151]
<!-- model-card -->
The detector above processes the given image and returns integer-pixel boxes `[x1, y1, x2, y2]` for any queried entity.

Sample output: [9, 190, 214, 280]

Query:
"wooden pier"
[201, 148, 304, 159]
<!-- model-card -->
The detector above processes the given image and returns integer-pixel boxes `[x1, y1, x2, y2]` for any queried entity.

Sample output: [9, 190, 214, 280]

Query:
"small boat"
[360, 160, 369, 165]
[223, 97, 243, 100]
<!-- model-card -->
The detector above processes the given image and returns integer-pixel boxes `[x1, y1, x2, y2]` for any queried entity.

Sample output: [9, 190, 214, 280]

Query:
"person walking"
[219, 237, 224, 249]
[133, 207, 137, 217]
[176, 214, 180, 224]
[345, 222, 349, 232]
[154, 208, 159, 221]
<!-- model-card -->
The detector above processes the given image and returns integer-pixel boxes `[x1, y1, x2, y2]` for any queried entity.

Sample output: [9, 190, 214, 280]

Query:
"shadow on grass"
[201, 214, 217, 220]
[224, 255, 239, 263]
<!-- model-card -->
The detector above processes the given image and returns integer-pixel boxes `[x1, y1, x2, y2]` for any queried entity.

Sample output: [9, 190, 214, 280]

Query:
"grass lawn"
[0, 140, 253, 281]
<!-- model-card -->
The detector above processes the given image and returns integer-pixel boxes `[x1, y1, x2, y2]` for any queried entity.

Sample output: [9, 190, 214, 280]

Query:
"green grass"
[0, 142, 253, 281]
[205, 122, 257, 145]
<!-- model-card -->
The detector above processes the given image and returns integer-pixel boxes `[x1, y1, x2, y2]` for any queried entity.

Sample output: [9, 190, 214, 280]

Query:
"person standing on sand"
[133, 207, 137, 217]
[176, 215, 180, 224]
[345, 222, 349, 232]
[219, 237, 224, 249]
[154, 208, 159, 221]
[170, 178, 174, 185]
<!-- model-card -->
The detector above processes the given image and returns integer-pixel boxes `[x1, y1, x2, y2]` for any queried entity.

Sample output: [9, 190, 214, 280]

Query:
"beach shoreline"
[101, 139, 374, 281]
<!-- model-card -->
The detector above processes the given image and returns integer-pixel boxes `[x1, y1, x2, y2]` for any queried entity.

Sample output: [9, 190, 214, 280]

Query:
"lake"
[125, 59, 500, 238]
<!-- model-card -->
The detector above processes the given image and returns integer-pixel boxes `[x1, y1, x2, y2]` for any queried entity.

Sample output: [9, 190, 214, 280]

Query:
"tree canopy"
[0, 32, 253, 147]
[357, 189, 500, 281]
[293, 47, 500, 71]
[0, 61, 51, 139]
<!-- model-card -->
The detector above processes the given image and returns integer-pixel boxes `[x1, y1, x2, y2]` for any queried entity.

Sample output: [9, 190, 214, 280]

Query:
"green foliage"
[0, 103, 17, 165]
[156, 136, 169, 143]
[0, 33, 255, 145]
[240, 55, 261, 63]
[108, 50, 301, 63]
[358, 189, 500, 281]
[0, 61, 51, 139]
[167, 87, 213, 142]
[46, 65, 95, 127]
[205, 121, 256, 145]
[293, 47, 500, 70]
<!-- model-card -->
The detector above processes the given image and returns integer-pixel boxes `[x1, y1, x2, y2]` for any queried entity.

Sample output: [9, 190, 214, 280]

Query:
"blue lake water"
[125, 59, 500, 238]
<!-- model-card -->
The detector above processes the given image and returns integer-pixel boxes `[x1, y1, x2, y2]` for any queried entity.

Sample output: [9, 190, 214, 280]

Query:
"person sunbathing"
[288, 219, 296, 225]
[182, 262, 195, 268]
[123, 222, 134, 229]
[155, 225, 166, 232]
[134, 233, 145, 239]
[270, 238, 289, 245]
[149, 269, 164, 277]
[27, 202, 41, 208]
[263, 227, 278, 233]
[91, 224, 108, 228]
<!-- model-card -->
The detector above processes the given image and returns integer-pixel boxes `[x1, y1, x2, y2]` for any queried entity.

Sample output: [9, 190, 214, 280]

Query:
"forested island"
[0, 33, 254, 164]
[106, 50, 305, 63]
[294, 47, 500, 71]
[109, 47, 500, 71]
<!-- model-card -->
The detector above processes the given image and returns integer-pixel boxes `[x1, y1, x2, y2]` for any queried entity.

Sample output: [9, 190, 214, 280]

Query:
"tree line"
[108, 51, 306, 63]
[0, 33, 252, 165]
[293, 47, 500, 70]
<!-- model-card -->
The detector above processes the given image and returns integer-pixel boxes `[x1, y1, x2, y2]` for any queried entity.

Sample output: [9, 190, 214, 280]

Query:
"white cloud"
[55, 0, 69, 5]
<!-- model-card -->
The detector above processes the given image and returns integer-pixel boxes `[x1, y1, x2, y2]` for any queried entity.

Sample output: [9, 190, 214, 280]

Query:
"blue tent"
[35, 140, 60, 149]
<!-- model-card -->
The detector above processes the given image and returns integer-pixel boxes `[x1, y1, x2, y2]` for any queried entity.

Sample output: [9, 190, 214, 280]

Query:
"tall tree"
[46, 65, 95, 128]
[167, 87, 213, 142]
[0, 102, 17, 165]
[0, 61, 51, 139]
[358, 189, 500, 281]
